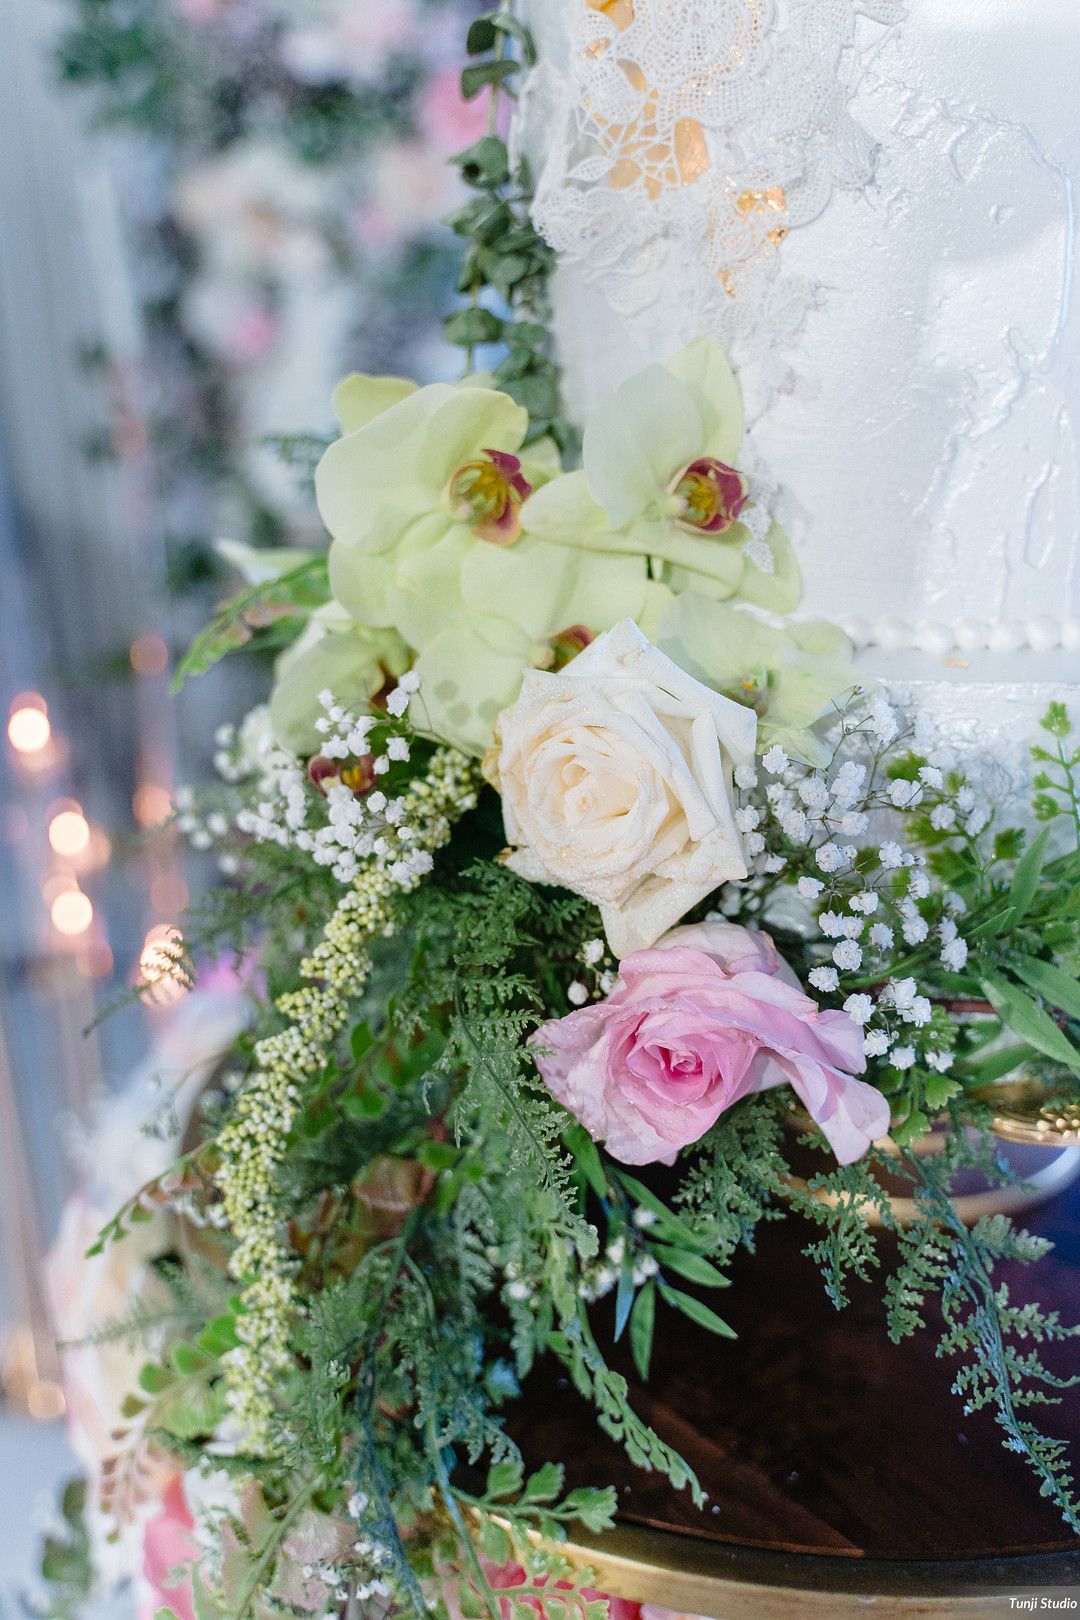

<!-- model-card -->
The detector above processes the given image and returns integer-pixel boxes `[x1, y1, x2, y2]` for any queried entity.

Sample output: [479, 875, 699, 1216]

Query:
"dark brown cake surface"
[509, 1179, 1080, 1564]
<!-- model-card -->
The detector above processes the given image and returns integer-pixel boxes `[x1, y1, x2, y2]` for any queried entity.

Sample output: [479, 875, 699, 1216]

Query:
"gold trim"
[511, 1519, 1055, 1617]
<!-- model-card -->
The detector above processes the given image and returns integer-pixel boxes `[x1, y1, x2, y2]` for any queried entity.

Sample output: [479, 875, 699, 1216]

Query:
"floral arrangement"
[39, 10, 1080, 1620]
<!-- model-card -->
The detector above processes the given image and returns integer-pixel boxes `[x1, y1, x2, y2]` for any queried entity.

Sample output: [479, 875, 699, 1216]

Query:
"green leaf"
[172, 557, 327, 691]
[451, 136, 510, 185]
[563, 1123, 607, 1197]
[981, 972, 1080, 1075]
[477, 1517, 512, 1566]
[523, 1461, 564, 1503]
[562, 1486, 618, 1534]
[486, 1459, 524, 1500]
[1040, 701, 1071, 738]
[465, 16, 498, 54]
[924, 1072, 961, 1110]
[614, 1173, 703, 1248]
[651, 1243, 729, 1290]
[629, 1280, 655, 1381]
[657, 1283, 736, 1340]
[138, 1361, 172, 1395]
[415, 1139, 459, 1171]
[1008, 953, 1080, 1023]
[460, 58, 520, 101]
[1009, 828, 1051, 918]
[958, 1041, 1035, 1085]
[443, 306, 506, 347]
[613, 1255, 636, 1343]
[350, 1020, 375, 1062]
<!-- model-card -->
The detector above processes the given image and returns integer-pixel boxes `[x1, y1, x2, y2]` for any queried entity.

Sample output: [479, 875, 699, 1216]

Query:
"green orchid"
[653, 592, 862, 763]
[269, 602, 408, 756]
[522, 337, 801, 614]
[314, 372, 652, 755]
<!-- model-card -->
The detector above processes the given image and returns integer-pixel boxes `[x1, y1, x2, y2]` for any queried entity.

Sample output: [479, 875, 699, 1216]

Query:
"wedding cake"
[524, 0, 1080, 776]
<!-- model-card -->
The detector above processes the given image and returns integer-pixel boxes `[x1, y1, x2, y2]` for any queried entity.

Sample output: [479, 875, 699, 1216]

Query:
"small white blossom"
[798, 774, 830, 810]
[864, 1029, 893, 1057]
[889, 778, 923, 809]
[918, 765, 944, 789]
[929, 804, 956, 831]
[632, 1206, 658, 1229]
[745, 831, 765, 856]
[781, 808, 810, 842]
[904, 996, 932, 1028]
[385, 687, 410, 718]
[926, 1050, 955, 1073]
[850, 891, 879, 915]
[815, 842, 846, 873]
[840, 811, 869, 835]
[870, 697, 899, 744]
[890, 1045, 916, 1071]
[735, 806, 761, 833]
[759, 853, 787, 874]
[762, 744, 789, 775]
[879, 841, 905, 869]
[956, 786, 976, 813]
[819, 911, 845, 939]
[941, 937, 969, 972]
[832, 939, 863, 971]
[869, 922, 895, 951]
[809, 966, 839, 992]
[734, 764, 759, 790]
[902, 916, 930, 946]
[907, 869, 931, 900]
[797, 876, 825, 900]
[888, 977, 918, 1011]
[567, 981, 589, 1007]
[843, 993, 874, 1025]
[386, 736, 410, 762]
[582, 937, 605, 966]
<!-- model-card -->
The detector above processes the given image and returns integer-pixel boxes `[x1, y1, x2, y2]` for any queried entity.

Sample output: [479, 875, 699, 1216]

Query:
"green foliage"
[445, 11, 574, 452]
[1032, 703, 1080, 843]
[24, 1479, 93, 1620]
[172, 558, 329, 691]
[887, 1140, 1080, 1533]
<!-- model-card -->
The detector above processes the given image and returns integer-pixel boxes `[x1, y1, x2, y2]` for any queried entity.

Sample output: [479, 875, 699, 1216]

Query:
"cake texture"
[523, 0, 1080, 787]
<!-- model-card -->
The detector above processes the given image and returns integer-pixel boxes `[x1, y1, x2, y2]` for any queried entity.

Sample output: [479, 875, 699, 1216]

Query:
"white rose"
[495, 619, 756, 956]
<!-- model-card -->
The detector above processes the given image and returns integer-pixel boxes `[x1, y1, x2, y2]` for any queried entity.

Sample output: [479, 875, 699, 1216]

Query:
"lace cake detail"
[525, 0, 905, 375]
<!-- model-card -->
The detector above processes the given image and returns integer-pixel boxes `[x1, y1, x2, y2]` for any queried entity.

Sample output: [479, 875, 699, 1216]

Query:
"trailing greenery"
[443, 6, 575, 453]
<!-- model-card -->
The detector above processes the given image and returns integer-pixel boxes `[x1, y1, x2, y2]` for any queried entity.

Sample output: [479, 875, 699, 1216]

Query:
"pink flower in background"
[418, 66, 503, 154]
[140, 1476, 197, 1620]
[533, 921, 887, 1166]
[174, 0, 229, 20]
[228, 303, 279, 365]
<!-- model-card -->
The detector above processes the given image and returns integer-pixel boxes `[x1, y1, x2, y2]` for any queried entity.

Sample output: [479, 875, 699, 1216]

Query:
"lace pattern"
[524, 0, 905, 372]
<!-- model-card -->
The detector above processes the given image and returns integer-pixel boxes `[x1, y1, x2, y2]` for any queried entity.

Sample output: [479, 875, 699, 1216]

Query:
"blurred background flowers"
[0, 0, 477, 1594]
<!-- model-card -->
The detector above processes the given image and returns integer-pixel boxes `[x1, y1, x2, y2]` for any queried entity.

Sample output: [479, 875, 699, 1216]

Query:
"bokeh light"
[132, 782, 173, 827]
[129, 634, 169, 677]
[48, 808, 91, 857]
[8, 696, 51, 754]
[139, 923, 188, 1004]
[51, 888, 94, 937]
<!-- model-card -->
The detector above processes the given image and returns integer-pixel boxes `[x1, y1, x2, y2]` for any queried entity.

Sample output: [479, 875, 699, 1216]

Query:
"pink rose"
[533, 921, 889, 1166]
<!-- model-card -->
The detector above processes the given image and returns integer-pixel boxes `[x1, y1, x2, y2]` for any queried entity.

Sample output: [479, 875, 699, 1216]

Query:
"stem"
[427, 1413, 503, 1620]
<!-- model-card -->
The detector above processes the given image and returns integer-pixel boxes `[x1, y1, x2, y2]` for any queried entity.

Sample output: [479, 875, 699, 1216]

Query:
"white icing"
[527, 0, 1080, 665]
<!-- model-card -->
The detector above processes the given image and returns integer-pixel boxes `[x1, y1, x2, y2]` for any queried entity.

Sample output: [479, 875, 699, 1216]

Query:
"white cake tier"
[526, 0, 1080, 656]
